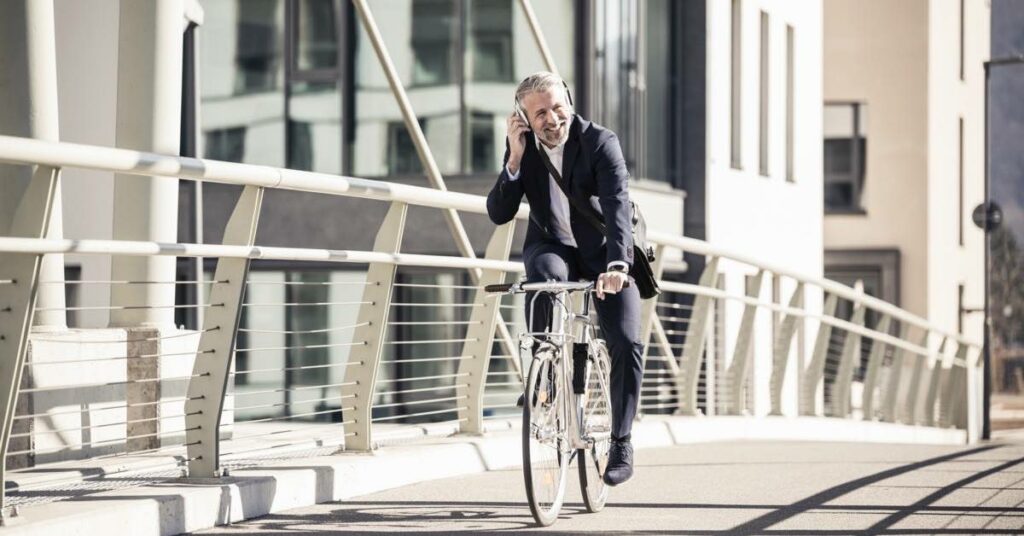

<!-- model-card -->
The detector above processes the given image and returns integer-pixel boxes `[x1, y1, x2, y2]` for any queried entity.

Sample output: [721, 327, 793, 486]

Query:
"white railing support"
[770, 283, 804, 415]
[341, 202, 407, 451]
[967, 351, 984, 441]
[725, 270, 766, 415]
[677, 256, 718, 416]
[860, 314, 892, 420]
[0, 168, 58, 515]
[185, 185, 264, 477]
[939, 343, 969, 428]
[831, 302, 866, 418]
[880, 323, 911, 422]
[921, 337, 948, 427]
[903, 338, 930, 424]
[457, 222, 515, 434]
[801, 293, 838, 416]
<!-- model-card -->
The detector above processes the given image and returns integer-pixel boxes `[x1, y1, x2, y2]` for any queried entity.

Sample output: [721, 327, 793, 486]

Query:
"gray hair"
[515, 71, 571, 107]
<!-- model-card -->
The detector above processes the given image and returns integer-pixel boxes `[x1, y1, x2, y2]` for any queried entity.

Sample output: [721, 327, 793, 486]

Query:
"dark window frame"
[824, 101, 868, 214]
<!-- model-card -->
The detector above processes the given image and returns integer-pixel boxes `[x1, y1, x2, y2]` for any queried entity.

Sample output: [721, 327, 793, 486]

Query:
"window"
[235, 0, 282, 93]
[410, 0, 456, 86]
[758, 11, 769, 177]
[470, 112, 496, 173]
[388, 120, 424, 175]
[205, 127, 247, 162]
[469, 0, 514, 82]
[294, 0, 339, 71]
[730, 0, 742, 169]
[785, 25, 794, 182]
[823, 102, 868, 213]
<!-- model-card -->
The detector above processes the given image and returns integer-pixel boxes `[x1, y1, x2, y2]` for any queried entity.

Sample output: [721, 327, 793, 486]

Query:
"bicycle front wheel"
[522, 348, 570, 526]
[578, 340, 613, 512]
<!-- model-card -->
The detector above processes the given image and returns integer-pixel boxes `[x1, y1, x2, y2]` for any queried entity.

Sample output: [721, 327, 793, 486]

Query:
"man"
[487, 71, 644, 486]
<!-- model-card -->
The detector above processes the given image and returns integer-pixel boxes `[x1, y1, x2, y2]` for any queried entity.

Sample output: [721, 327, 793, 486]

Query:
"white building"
[822, 0, 988, 346]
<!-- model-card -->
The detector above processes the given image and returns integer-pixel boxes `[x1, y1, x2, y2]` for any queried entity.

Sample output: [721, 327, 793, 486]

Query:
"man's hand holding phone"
[506, 112, 529, 175]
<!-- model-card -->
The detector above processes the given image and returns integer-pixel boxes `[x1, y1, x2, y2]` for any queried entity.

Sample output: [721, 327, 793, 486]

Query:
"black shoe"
[516, 392, 525, 407]
[603, 436, 634, 486]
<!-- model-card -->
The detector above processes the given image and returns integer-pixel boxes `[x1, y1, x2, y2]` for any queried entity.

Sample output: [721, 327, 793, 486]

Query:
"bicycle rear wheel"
[522, 347, 569, 526]
[578, 340, 612, 512]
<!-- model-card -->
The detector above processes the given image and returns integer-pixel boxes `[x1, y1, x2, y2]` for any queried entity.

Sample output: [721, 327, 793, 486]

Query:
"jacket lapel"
[525, 134, 553, 231]
[561, 116, 581, 195]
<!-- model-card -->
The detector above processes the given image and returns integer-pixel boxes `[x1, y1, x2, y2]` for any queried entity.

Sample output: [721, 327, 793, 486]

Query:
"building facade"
[822, 0, 988, 348]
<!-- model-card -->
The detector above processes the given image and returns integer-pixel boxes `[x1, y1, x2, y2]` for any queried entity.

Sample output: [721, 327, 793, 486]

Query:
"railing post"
[725, 270, 765, 415]
[801, 293, 838, 416]
[880, 323, 911, 422]
[902, 335, 931, 424]
[184, 185, 263, 478]
[966, 348, 984, 441]
[457, 222, 515, 435]
[770, 283, 803, 416]
[860, 314, 892, 420]
[0, 167, 58, 516]
[938, 342, 968, 428]
[920, 337, 947, 426]
[677, 256, 718, 416]
[831, 302, 865, 418]
[341, 201, 407, 451]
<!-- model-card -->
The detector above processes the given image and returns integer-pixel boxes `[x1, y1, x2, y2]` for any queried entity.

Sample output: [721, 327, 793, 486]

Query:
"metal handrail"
[0, 135, 980, 353]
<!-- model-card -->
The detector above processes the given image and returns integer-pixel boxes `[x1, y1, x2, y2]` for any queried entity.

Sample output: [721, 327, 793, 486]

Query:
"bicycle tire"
[522, 349, 570, 526]
[578, 340, 612, 512]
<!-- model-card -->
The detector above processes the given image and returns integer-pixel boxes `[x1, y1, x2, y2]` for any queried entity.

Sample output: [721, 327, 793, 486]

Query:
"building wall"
[925, 0, 988, 340]
[705, 0, 824, 416]
[823, 0, 988, 342]
[54, 0, 120, 328]
[823, 0, 930, 315]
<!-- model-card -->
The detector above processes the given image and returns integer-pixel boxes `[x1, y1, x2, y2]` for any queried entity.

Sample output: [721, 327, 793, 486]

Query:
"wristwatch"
[607, 262, 629, 273]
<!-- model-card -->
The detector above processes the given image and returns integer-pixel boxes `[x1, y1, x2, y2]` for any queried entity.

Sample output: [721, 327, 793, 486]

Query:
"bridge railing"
[0, 135, 982, 514]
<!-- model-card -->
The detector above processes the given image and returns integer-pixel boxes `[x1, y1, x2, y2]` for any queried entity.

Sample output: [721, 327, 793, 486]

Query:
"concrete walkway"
[195, 440, 1024, 534]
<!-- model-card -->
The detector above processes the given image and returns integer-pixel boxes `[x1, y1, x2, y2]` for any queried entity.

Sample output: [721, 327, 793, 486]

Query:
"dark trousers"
[524, 240, 644, 439]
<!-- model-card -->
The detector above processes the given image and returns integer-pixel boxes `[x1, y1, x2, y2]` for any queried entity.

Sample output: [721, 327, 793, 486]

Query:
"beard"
[537, 119, 569, 147]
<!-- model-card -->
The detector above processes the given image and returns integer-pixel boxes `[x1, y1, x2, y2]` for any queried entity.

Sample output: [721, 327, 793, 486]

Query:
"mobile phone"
[514, 99, 530, 131]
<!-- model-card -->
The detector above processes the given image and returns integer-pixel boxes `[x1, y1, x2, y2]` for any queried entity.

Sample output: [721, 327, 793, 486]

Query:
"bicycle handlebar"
[485, 279, 630, 294]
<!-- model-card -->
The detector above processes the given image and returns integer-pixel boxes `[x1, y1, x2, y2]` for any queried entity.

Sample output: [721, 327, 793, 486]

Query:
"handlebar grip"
[485, 283, 513, 293]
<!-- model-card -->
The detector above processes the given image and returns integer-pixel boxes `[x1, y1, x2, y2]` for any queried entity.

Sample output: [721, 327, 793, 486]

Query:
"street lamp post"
[980, 55, 1024, 440]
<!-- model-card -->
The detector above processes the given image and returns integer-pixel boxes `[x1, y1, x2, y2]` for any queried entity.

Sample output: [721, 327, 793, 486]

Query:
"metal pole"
[981, 55, 1024, 440]
[517, 0, 560, 76]
[983, 60, 991, 440]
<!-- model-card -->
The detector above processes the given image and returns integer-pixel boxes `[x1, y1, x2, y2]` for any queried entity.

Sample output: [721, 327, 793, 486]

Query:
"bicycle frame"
[520, 287, 609, 452]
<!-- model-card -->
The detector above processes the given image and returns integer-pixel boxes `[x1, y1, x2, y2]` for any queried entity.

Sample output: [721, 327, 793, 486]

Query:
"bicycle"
[486, 279, 620, 526]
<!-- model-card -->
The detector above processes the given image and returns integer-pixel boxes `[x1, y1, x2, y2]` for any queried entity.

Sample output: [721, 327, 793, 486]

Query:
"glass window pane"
[464, 0, 575, 175]
[350, 0, 461, 177]
[288, 81, 342, 173]
[295, 0, 339, 71]
[201, 0, 286, 167]
[235, 0, 284, 93]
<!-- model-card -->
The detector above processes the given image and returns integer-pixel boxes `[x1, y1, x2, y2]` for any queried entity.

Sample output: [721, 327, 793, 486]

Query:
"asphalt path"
[195, 440, 1024, 535]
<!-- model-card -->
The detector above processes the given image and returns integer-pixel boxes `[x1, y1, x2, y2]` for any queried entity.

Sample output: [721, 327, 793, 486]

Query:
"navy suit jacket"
[486, 115, 633, 278]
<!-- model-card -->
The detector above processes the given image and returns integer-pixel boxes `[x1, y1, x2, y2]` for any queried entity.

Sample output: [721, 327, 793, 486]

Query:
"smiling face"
[520, 86, 573, 148]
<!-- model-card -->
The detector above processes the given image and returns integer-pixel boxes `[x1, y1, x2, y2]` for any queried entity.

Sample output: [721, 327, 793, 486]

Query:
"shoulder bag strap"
[536, 147, 608, 236]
